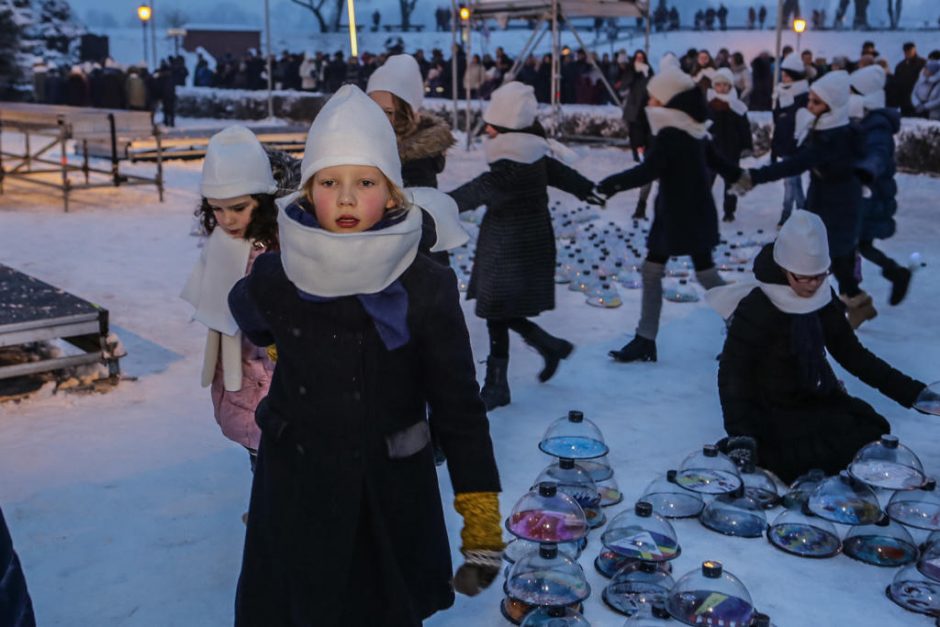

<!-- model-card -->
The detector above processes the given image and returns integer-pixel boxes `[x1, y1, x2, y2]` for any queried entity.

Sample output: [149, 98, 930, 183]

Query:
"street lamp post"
[793, 17, 807, 53]
[137, 5, 152, 68]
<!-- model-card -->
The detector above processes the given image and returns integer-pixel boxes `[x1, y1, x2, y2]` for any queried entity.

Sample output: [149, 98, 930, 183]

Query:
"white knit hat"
[810, 70, 850, 110]
[850, 64, 886, 95]
[299, 84, 402, 189]
[201, 126, 278, 199]
[647, 67, 695, 105]
[659, 52, 681, 72]
[780, 53, 805, 75]
[366, 54, 424, 112]
[712, 67, 735, 86]
[774, 210, 831, 276]
[483, 81, 538, 130]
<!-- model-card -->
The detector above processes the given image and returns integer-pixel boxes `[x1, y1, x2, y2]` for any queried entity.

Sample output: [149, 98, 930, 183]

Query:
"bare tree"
[399, 0, 419, 31]
[290, 0, 330, 32]
[886, 0, 902, 29]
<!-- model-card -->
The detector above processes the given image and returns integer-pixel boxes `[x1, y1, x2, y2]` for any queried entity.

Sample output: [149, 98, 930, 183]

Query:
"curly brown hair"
[390, 93, 419, 138]
[195, 194, 280, 249]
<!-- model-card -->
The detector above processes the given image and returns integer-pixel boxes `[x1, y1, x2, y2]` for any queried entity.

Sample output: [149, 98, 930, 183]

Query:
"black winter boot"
[480, 356, 510, 410]
[884, 265, 912, 306]
[722, 194, 737, 222]
[631, 198, 647, 220]
[520, 328, 574, 382]
[609, 335, 657, 363]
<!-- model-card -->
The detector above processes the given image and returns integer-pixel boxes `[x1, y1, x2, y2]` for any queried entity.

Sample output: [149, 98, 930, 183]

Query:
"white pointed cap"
[810, 70, 850, 110]
[483, 81, 538, 130]
[774, 210, 831, 276]
[366, 54, 424, 111]
[201, 126, 278, 199]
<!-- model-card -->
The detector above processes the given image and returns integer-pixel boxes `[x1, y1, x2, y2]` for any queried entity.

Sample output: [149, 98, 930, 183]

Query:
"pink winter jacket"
[209, 245, 273, 451]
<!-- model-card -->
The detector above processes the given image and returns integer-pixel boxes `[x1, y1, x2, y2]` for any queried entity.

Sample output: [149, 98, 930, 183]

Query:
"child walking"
[598, 66, 742, 363]
[707, 67, 753, 222]
[228, 85, 503, 627]
[181, 126, 280, 473]
[447, 81, 603, 410]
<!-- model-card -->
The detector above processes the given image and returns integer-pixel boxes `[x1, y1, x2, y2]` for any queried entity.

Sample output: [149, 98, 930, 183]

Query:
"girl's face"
[807, 91, 830, 117]
[208, 195, 257, 239]
[310, 165, 396, 233]
[369, 90, 396, 124]
[713, 82, 732, 94]
[786, 270, 829, 298]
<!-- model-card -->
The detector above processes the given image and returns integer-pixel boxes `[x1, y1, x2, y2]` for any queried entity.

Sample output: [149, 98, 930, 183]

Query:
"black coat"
[894, 56, 926, 116]
[229, 253, 500, 626]
[751, 123, 865, 257]
[856, 108, 900, 242]
[770, 90, 808, 160]
[718, 246, 924, 482]
[1, 505, 36, 627]
[449, 155, 594, 319]
[707, 99, 753, 162]
[599, 90, 742, 257]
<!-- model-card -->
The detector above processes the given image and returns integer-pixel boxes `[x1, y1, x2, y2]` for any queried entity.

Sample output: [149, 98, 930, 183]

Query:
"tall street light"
[137, 4, 152, 68]
[793, 17, 807, 53]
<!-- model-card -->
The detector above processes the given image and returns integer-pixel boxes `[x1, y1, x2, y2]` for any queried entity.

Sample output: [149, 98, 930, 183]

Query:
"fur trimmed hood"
[399, 113, 456, 163]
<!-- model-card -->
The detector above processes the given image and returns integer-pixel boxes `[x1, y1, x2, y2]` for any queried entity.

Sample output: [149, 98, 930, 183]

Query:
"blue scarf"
[285, 200, 411, 351]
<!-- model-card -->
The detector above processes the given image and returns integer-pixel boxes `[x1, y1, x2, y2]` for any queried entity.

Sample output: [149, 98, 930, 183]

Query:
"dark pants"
[831, 252, 861, 297]
[858, 239, 901, 274]
[1, 505, 36, 627]
[486, 318, 539, 358]
[646, 251, 716, 271]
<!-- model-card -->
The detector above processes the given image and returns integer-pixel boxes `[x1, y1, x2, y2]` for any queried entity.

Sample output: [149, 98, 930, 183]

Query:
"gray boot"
[480, 356, 510, 410]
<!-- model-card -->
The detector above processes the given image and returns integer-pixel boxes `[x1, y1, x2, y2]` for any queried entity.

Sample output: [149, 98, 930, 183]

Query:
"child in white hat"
[707, 67, 753, 222]
[228, 85, 503, 626]
[771, 53, 811, 226]
[448, 81, 603, 410]
[181, 125, 280, 475]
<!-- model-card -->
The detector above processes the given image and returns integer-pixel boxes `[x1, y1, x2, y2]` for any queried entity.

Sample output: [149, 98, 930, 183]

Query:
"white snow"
[1, 125, 939, 626]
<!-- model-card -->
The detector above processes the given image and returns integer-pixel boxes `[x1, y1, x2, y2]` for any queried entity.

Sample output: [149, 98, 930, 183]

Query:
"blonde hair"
[303, 170, 407, 214]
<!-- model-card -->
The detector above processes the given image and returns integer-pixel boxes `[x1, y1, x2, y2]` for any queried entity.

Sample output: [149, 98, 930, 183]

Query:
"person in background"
[619, 49, 655, 219]
[912, 60, 940, 120]
[897, 43, 928, 112]
[770, 53, 810, 227]
[707, 68, 753, 222]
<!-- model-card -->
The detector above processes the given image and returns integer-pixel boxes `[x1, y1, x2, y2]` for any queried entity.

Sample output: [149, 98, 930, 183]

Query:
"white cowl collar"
[646, 106, 713, 139]
[483, 132, 578, 165]
[276, 201, 422, 297]
[708, 88, 749, 116]
[774, 79, 809, 108]
[706, 278, 833, 319]
[794, 104, 849, 146]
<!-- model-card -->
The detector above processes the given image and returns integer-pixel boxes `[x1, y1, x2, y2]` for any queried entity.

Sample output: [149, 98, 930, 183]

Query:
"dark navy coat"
[751, 123, 865, 257]
[229, 253, 500, 626]
[770, 90, 809, 160]
[856, 107, 901, 242]
[1, 505, 36, 627]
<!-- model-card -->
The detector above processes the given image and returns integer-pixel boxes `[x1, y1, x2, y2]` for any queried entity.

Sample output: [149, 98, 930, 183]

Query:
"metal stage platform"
[0, 103, 164, 211]
[0, 264, 120, 381]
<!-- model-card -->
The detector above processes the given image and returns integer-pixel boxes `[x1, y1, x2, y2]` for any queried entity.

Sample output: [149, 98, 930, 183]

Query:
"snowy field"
[1, 127, 939, 626]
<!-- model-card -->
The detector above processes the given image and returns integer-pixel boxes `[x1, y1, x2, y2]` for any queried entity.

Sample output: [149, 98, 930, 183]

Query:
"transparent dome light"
[619, 264, 643, 289]
[887, 563, 940, 617]
[533, 458, 605, 529]
[699, 488, 768, 538]
[576, 454, 614, 482]
[807, 471, 883, 525]
[917, 540, 940, 582]
[642, 470, 705, 519]
[539, 410, 609, 460]
[519, 605, 590, 627]
[675, 445, 743, 495]
[586, 282, 623, 308]
[766, 505, 842, 558]
[781, 469, 826, 510]
[594, 551, 673, 580]
[843, 515, 919, 567]
[666, 561, 755, 627]
[887, 479, 940, 531]
[622, 602, 673, 625]
[601, 501, 681, 562]
[507, 482, 590, 543]
[914, 381, 940, 416]
[503, 537, 582, 565]
[663, 278, 699, 303]
[597, 474, 624, 508]
[740, 464, 781, 509]
[505, 543, 592, 607]
[500, 597, 583, 626]
[602, 560, 676, 617]
[848, 435, 927, 490]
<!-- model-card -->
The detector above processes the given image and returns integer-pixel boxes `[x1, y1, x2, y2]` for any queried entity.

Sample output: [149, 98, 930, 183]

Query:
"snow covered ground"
[1, 126, 939, 626]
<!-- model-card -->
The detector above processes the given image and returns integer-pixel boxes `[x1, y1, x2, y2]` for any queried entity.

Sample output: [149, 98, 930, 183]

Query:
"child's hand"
[585, 191, 607, 208]
[453, 492, 503, 596]
[596, 176, 623, 199]
[453, 551, 501, 596]
[729, 170, 753, 197]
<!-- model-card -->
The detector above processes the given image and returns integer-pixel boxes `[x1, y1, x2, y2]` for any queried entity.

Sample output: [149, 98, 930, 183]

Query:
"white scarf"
[774, 79, 809, 108]
[483, 132, 578, 165]
[180, 229, 253, 391]
[634, 61, 650, 77]
[794, 104, 849, 146]
[646, 106, 713, 139]
[276, 203, 422, 297]
[706, 278, 833, 320]
[848, 91, 886, 119]
[707, 88, 749, 116]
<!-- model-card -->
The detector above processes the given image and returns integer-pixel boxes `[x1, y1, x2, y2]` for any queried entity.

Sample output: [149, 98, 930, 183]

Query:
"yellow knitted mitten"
[453, 492, 504, 597]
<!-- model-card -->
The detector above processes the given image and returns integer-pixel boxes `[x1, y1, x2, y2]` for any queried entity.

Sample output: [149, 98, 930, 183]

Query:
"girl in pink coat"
[182, 126, 280, 471]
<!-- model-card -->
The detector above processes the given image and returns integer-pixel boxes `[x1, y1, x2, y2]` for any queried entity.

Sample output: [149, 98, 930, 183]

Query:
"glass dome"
[917, 540, 940, 581]
[598, 474, 625, 508]
[505, 543, 592, 607]
[595, 549, 638, 579]
[519, 606, 590, 627]
[700, 488, 768, 538]
[666, 561, 755, 627]
[575, 454, 614, 482]
[675, 445, 742, 495]
[533, 458, 605, 529]
[848, 434, 927, 490]
[781, 469, 826, 510]
[622, 602, 672, 625]
[539, 410, 609, 460]
[843, 516, 918, 567]
[500, 597, 583, 626]
[507, 483, 590, 543]
[766, 506, 842, 558]
[887, 563, 940, 616]
[602, 560, 676, 617]
[601, 501, 681, 562]
[914, 381, 940, 415]
[504, 538, 581, 565]
[887, 479, 940, 531]
[740, 464, 781, 509]
[807, 471, 883, 525]
[642, 470, 705, 519]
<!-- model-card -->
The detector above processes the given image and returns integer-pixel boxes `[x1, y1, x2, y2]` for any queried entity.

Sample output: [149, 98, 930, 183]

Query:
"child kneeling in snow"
[228, 85, 503, 627]
[708, 210, 934, 483]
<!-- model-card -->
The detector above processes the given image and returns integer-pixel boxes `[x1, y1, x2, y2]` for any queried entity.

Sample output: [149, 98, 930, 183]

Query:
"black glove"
[584, 192, 606, 208]
[717, 435, 758, 469]
[596, 175, 624, 199]
[453, 549, 501, 596]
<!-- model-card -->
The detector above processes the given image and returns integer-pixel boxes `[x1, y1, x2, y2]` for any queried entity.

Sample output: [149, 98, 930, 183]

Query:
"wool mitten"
[452, 492, 504, 596]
